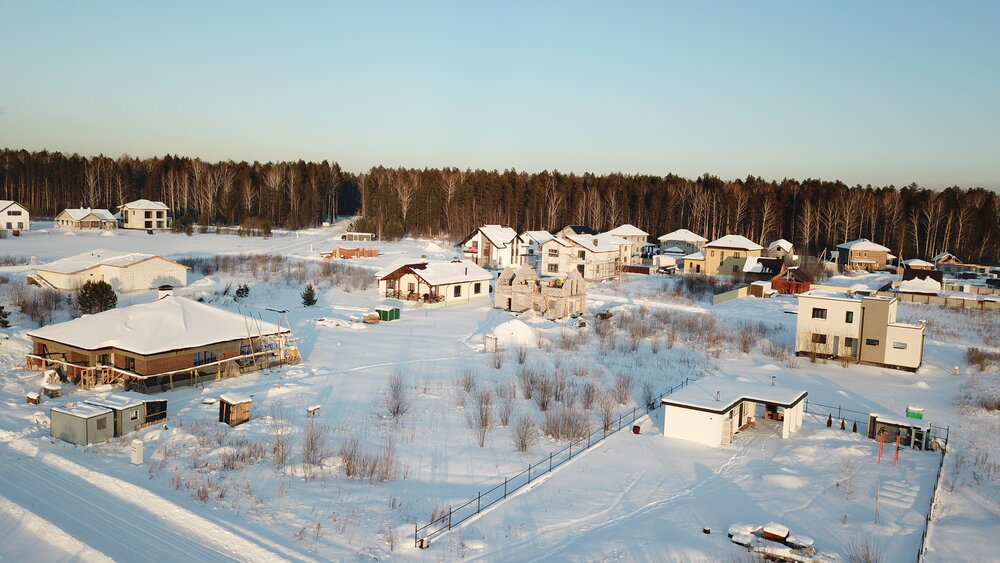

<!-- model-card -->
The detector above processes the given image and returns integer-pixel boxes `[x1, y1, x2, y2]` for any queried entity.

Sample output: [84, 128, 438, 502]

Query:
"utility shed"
[84, 392, 167, 437]
[662, 377, 806, 447]
[220, 394, 251, 426]
[50, 403, 114, 445]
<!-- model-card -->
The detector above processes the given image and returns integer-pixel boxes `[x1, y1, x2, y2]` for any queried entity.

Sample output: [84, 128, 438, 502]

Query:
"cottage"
[836, 239, 890, 271]
[770, 265, 813, 295]
[50, 403, 114, 445]
[514, 230, 556, 268]
[26, 296, 297, 392]
[376, 258, 491, 306]
[0, 200, 29, 231]
[84, 392, 168, 437]
[459, 225, 519, 268]
[30, 249, 189, 292]
[662, 377, 806, 447]
[683, 235, 763, 276]
[54, 208, 117, 230]
[562, 233, 630, 281]
[118, 199, 171, 230]
[766, 239, 794, 260]
[931, 251, 991, 276]
[495, 264, 586, 319]
[605, 224, 650, 258]
[794, 291, 925, 371]
[657, 229, 707, 258]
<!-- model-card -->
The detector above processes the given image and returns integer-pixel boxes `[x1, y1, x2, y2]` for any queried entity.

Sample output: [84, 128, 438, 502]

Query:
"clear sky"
[2, 1, 998, 189]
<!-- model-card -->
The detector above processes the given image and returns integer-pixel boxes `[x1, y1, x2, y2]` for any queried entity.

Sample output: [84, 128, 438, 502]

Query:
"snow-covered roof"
[606, 224, 649, 237]
[59, 208, 116, 221]
[932, 251, 958, 262]
[220, 393, 251, 404]
[837, 238, 890, 252]
[28, 296, 287, 355]
[478, 225, 518, 248]
[683, 251, 705, 260]
[899, 278, 941, 295]
[662, 376, 807, 413]
[767, 239, 793, 252]
[658, 229, 707, 242]
[742, 256, 782, 275]
[520, 230, 555, 245]
[662, 246, 686, 255]
[565, 233, 627, 253]
[706, 235, 763, 251]
[51, 403, 112, 419]
[35, 249, 185, 275]
[376, 258, 492, 286]
[120, 199, 169, 210]
[84, 394, 145, 410]
[903, 259, 934, 268]
[0, 200, 26, 212]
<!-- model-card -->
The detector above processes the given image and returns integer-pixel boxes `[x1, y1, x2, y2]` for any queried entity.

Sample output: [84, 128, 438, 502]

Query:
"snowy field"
[0, 221, 997, 562]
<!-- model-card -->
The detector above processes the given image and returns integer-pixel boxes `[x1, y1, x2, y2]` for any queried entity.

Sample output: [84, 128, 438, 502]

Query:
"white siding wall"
[883, 325, 924, 369]
[1, 203, 29, 231]
[663, 406, 724, 447]
[795, 295, 863, 356]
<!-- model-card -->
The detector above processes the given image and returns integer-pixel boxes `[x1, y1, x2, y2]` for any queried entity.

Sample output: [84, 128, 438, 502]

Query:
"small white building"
[376, 258, 492, 306]
[662, 377, 806, 447]
[459, 225, 519, 269]
[0, 200, 30, 231]
[118, 199, 171, 230]
[55, 208, 117, 230]
[766, 239, 794, 260]
[31, 249, 189, 292]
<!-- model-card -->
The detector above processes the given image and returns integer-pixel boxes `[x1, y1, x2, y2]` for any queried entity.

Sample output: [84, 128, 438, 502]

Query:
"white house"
[55, 208, 118, 230]
[657, 229, 707, 257]
[561, 233, 630, 281]
[459, 225, 518, 269]
[662, 377, 806, 447]
[31, 249, 189, 292]
[0, 200, 29, 231]
[795, 290, 925, 372]
[376, 258, 491, 306]
[605, 224, 650, 257]
[118, 199, 171, 230]
[514, 230, 556, 268]
[766, 239, 794, 260]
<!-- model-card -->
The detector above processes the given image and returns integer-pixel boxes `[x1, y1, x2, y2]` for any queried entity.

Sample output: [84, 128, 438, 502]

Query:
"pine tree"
[0, 304, 10, 329]
[76, 280, 118, 315]
[301, 284, 317, 307]
[234, 284, 250, 301]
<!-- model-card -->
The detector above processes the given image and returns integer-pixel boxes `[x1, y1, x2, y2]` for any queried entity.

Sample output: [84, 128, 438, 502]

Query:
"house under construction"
[494, 264, 586, 319]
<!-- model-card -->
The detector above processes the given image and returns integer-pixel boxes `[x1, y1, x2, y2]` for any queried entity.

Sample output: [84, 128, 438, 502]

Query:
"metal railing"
[413, 378, 692, 547]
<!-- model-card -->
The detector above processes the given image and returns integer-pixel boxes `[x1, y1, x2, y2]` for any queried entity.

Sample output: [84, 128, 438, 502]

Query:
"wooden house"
[220, 394, 251, 426]
[0, 200, 30, 231]
[55, 208, 117, 230]
[376, 258, 492, 306]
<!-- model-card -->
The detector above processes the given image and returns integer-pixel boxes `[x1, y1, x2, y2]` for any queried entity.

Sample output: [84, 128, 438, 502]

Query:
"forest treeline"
[2, 148, 997, 263]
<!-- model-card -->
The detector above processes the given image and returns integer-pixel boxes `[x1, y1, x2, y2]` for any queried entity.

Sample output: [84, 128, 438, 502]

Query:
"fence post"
[838, 405, 841, 419]
[414, 524, 417, 548]
[528, 464, 531, 483]
[549, 452, 552, 472]
[632, 406, 636, 422]
[477, 491, 481, 514]
[504, 477, 508, 499]
[448, 507, 452, 530]
[569, 441, 572, 460]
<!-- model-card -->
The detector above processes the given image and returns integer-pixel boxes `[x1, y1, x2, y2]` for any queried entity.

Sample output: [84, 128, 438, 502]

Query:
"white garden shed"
[662, 377, 806, 447]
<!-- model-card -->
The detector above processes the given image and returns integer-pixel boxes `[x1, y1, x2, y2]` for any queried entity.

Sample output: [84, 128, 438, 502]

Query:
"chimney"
[716, 391, 720, 401]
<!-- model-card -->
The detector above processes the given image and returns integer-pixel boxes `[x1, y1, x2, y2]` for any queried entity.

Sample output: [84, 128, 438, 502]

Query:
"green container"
[906, 406, 924, 419]
[376, 306, 400, 322]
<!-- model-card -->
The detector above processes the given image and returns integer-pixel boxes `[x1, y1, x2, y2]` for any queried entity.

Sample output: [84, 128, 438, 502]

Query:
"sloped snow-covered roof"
[28, 296, 287, 355]
[520, 230, 555, 245]
[565, 233, 628, 253]
[899, 278, 941, 295]
[85, 394, 145, 410]
[35, 249, 186, 275]
[377, 259, 491, 286]
[932, 251, 959, 263]
[478, 225, 518, 248]
[662, 376, 806, 413]
[51, 403, 112, 419]
[837, 238, 890, 252]
[0, 200, 26, 212]
[59, 208, 116, 221]
[768, 239, 793, 252]
[606, 224, 649, 237]
[683, 251, 705, 260]
[743, 256, 783, 275]
[707, 234, 763, 251]
[903, 258, 934, 268]
[662, 246, 686, 255]
[120, 199, 169, 210]
[658, 229, 707, 242]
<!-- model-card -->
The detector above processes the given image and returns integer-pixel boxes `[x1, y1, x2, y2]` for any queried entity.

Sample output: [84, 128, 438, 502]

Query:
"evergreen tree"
[76, 280, 118, 315]
[0, 304, 10, 329]
[234, 284, 250, 301]
[301, 283, 317, 307]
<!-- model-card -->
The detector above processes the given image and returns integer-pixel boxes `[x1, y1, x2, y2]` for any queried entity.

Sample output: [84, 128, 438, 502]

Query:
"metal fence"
[803, 399, 950, 446]
[413, 377, 693, 547]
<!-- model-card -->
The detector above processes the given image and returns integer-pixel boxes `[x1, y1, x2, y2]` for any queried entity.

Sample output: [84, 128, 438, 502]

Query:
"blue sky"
[2, 1, 998, 189]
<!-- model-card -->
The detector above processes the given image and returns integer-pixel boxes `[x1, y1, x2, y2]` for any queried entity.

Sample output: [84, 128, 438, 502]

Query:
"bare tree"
[596, 392, 617, 432]
[512, 415, 538, 452]
[470, 389, 493, 447]
[441, 168, 463, 235]
[301, 419, 331, 480]
[383, 373, 410, 418]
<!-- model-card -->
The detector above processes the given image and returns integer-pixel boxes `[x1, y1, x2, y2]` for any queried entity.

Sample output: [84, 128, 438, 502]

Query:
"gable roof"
[706, 234, 763, 251]
[120, 199, 169, 210]
[606, 224, 649, 237]
[0, 200, 26, 213]
[35, 249, 188, 275]
[931, 251, 960, 263]
[837, 238, 890, 252]
[520, 230, 555, 245]
[58, 208, 116, 221]
[902, 258, 934, 268]
[658, 229, 707, 242]
[560, 225, 598, 236]
[27, 297, 286, 355]
[683, 251, 705, 260]
[477, 225, 517, 248]
[377, 258, 491, 286]
[774, 266, 813, 284]
[565, 233, 628, 253]
[767, 239, 793, 252]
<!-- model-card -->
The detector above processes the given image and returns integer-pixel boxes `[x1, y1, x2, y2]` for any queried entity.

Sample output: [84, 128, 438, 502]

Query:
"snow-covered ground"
[0, 222, 996, 561]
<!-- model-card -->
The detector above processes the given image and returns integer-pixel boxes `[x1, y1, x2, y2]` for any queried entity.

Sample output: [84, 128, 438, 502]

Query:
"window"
[96, 418, 107, 430]
[732, 265, 739, 273]
[865, 338, 880, 346]
[845, 311, 854, 323]
[130, 410, 139, 421]
[577, 250, 586, 260]
[547, 263, 559, 273]
[528, 249, 534, 255]
[453, 286, 462, 297]
[710, 250, 715, 257]
[386, 280, 396, 290]
[407, 282, 416, 292]
[144, 220, 152, 228]
[811, 308, 827, 319]
[8, 210, 21, 216]
[144, 211, 152, 218]
[98, 354, 110, 365]
[811, 333, 827, 344]
[893, 342, 907, 350]
[194, 350, 217, 366]
[845, 337, 856, 348]
[124, 356, 135, 371]
[548, 249, 559, 257]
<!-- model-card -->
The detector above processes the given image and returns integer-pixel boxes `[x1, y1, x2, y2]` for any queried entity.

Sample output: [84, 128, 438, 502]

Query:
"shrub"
[512, 415, 538, 453]
[383, 373, 410, 418]
[301, 419, 331, 479]
[0, 304, 9, 329]
[542, 405, 590, 441]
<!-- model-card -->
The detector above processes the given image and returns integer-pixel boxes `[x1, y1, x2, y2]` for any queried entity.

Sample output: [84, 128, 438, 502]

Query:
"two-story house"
[118, 200, 171, 230]
[459, 225, 518, 269]
[657, 228, 707, 257]
[0, 200, 29, 231]
[514, 230, 555, 269]
[836, 239, 890, 271]
[766, 239, 794, 261]
[538, 233, 628, 282]
[794, 290, 925, 371]
[605, 224, 650, 259]
[682, 235, 763, 276]
[494, 263, 585, 319]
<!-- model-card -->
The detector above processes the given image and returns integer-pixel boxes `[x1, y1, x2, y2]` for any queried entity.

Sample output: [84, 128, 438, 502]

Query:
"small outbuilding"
[342, 232, 375, 242]
[50, 403, 114, 445]
[375, 306, 400, 322]
[662, 377, 806, 447]
[220, 393, 252, 426]
[84, 392, 168, 437]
